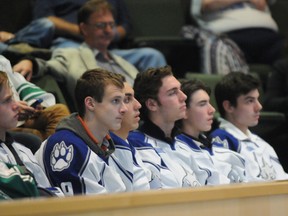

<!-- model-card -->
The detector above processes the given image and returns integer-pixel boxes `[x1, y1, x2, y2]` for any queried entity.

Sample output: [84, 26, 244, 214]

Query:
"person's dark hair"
[77, 0, 113, 25]
[75, 68, 124, 117]
[175, 78, 211, 129]
[133, 65, 173, 121]
[215, 72, 260, 117]
[180, 78, 211, 108]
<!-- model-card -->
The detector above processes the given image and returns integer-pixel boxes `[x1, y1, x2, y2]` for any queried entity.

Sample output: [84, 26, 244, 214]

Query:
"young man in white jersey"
[210, 72, 288, 181]
[176, 79, 246, 184]
[36, 68, 128, 195]
[109, 76, 159, 191]
[0, 70, 60, 198]
[128, 66, 200, 188]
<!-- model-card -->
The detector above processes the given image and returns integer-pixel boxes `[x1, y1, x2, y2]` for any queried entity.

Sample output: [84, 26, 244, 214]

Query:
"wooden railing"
[1, 181, 288, 216]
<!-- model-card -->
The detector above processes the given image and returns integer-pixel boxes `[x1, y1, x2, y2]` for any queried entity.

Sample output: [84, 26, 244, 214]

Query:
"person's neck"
[150, 118, 174, 138]
[99, 50, 110, 60]
[113, 129, 128, 140]
[82, 115, 108, 145]
[0, 131, 5, 142]
[87, 42, 110, 60]
[237, 125, 249, 136]
[226, 117, 249, 136]
[182, 124, 200, 139]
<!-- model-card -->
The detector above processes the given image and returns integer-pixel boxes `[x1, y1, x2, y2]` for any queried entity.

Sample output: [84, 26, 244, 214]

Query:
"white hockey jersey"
[108, 132, 151, 191]
[0, 133, 51, 188]
[211, 118, 288, 181]
[176, 133, 246, 184]
[35, 114, 126, 195]
[128, 130, 201, 188]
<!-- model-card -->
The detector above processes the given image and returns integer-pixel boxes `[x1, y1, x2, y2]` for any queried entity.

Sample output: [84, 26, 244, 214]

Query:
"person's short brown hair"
[133, 65, 173, 121]
[75, 68, 124, 117]
[77, 0, 113, 25]
[0, 71, 9, 93]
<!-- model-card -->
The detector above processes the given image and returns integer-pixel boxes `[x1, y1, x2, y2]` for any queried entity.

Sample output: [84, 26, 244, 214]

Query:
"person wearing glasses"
[12, 0, 139, 109]
[1, 0, 166, 72]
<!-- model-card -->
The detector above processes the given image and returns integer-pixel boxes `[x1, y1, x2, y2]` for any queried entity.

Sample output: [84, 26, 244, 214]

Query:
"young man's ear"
[85, 97, 95, 111]
[79, 22, 87, 37]
[145, 98, 158, 112]
[222, 100, 234, 113]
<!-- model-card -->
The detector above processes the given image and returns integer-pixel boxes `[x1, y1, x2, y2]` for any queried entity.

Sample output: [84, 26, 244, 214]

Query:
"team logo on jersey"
[149, 172, 161, 189]
[259, 158, 276, 180]
[51, 141, 74, 172]
[182, 172, 201, 187]
[212, 136, 229, 149]
[228, 167, 245, 183]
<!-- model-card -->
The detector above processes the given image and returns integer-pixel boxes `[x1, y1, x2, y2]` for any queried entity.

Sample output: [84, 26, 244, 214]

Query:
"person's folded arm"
[201, 0, 267, 12]
[47, 16, 82, 39]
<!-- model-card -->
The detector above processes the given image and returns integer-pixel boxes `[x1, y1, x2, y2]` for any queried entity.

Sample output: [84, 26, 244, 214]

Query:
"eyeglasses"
[88, 22, 116, 30]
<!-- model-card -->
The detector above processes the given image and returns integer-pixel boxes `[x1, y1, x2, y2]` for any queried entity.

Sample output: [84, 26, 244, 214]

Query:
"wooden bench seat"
[1, 181, 288, 216]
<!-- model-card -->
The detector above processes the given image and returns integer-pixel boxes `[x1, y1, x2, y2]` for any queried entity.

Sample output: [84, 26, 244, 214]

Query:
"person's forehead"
[103, 84, 124, 96]
[89, 9, 114, 21]
[124, 82, 134, 95]
[238, 89, 259, 100]
[159, 75, 179, 91]
[0, 81, 10, 92]
[0, 84, 11, 102]
[0, 88, 4, 100]
[190, 89, 208, 102]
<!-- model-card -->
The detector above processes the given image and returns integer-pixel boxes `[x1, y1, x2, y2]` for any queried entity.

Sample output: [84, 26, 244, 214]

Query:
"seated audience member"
[13, 0, 138, 108]
[210, 73, 288, 181]
[109, 76, 156, 191]
[176, 79, 246, 184]
[191, 0, 284, 65]
[0, 70, 57, 196]
[0, 0, 166, 72]
[105, 0, 167, 72]
[128, 66, 201, 188]
[0, 161, 39, 200]
[35, 68, 128, 195]
[0, 55, 70, 141]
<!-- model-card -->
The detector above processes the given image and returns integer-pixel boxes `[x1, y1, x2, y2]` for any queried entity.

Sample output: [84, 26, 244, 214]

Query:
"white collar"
[218, 117, 254, 141]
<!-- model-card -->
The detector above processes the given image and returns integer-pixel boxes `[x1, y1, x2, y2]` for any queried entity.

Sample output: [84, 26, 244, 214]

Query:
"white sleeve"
[0, 55, 55, 107]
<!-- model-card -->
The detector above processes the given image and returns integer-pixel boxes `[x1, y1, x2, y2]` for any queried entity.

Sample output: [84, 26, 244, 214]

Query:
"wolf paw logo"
[259, 158, 276, 180]
[50, 141, 73, 171]
[182, 172, 201, 188]
[228, 168, 244, 183]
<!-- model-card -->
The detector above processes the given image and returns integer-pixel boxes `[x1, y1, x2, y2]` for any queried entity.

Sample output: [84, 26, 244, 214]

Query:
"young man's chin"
[249, 121, 259, 128]
[112, 124, 122, 132]
[7, 123, 18, 130]
[131, 122, 139, 131]
[176, 115, 186, 121]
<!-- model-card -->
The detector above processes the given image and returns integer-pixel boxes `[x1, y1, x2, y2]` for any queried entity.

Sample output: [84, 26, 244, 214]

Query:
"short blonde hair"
[0, 71, 9, 92]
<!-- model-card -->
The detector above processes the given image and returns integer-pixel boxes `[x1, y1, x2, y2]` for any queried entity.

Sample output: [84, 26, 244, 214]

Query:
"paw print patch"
[50, 141, 74, 172]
